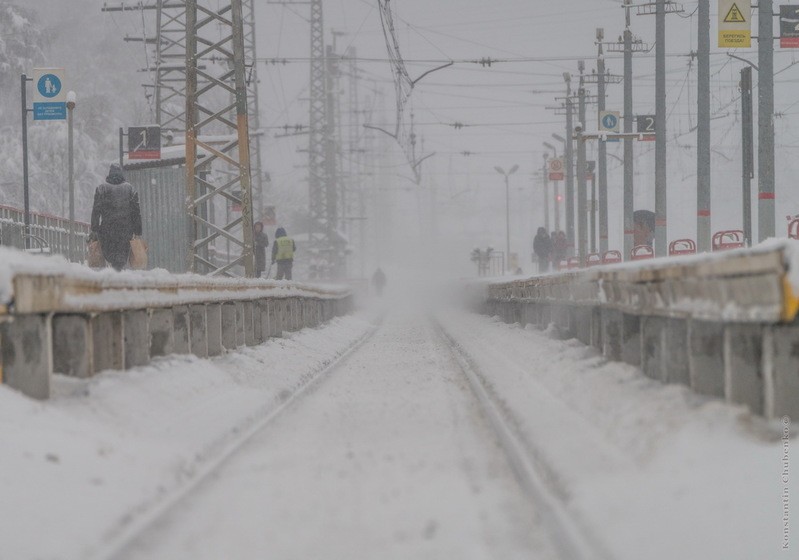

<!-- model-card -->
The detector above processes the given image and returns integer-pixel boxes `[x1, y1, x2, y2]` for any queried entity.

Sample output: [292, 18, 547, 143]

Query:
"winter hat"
[275, 227, 287, 238]
[107, 163, 125, 184]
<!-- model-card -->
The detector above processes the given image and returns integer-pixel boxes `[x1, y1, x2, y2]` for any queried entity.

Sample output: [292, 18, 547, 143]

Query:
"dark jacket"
[254, 230, 269, 273]
[533, 231, 553, 259]
[90, 169, 142, 270]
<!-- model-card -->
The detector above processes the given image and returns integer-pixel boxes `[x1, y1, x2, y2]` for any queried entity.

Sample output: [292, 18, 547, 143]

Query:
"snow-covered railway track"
[433, 317, 613, 560]
[94, 310, 582, 559]
[87, 319, 382, 560]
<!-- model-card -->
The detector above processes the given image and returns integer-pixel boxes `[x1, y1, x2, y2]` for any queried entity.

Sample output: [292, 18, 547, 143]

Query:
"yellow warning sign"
[719, 0, 751, 48]
[724, 3, 746, 23]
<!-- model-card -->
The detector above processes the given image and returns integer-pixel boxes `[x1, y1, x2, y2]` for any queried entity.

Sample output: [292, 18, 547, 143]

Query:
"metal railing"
[0, 204, 90, 260]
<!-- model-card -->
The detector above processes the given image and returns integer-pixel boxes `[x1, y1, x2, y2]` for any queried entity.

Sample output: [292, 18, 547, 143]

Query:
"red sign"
[548, 158, 565, 181]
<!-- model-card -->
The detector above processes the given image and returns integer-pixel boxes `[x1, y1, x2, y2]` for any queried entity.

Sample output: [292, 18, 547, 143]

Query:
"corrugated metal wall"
[127, 168, 188, 273]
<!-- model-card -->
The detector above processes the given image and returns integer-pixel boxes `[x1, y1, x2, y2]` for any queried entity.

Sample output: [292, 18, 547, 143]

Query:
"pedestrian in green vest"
[271, 227, 296, 280]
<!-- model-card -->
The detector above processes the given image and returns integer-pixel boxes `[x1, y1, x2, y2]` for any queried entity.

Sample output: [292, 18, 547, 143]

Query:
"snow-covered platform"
[478, 240, 799, 418]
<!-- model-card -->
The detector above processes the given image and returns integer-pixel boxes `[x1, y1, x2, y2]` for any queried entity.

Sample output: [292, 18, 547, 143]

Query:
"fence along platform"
[480, 241, 799, 419]
[0, 262, 353, 400]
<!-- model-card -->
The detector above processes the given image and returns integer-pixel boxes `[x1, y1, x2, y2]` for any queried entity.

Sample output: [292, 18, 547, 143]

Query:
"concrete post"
[574, 307, 592, 346]
[724, 324, 764, 415]
[260, 300, 273, 339]
[688, 320, 725, 397]
[173, 306, 190, 354]
[1, 314, 52, 399]
[602, 309, 623, 361]
[206, 304, 223, 357]
[244, 301, 256, 346]
[123, 310, 150, 369]
[149, 308, 175, 358]
[235, 302, 246, 345]
[621, 313, 641, 366]
[93, 312, 124, 372]
[641, 316, 667, 381]
[252, 301, 264, 344]
[189, 304, 208, 358]
[221, 303, 237, 350]
[591, 307, 603, 350]
[52, 314, 93, 378]
[767, 325, 799, 419]
[663, 318, 690, 385]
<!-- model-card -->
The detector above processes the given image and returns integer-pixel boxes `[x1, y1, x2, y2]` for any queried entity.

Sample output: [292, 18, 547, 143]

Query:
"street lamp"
[494, 164, 519, 272]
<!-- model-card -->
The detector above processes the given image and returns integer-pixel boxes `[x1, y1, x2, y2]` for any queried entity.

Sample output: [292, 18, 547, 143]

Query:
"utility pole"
[606, 0, 648, 259]
[596, 29, 609, 253]
[577, 60, 589, 265]
[584, 29, 622, 254]
[655, 0, 667, 256]
[325, 44, 343, 278]
[542, 153, 550, 232]
[741, 66, 754, 245]
[185, 0, 254, 276]
[543, 141, 560, 232]
[638, 0, 682, 256]
[564, 73, 575, 255]
[697, 0, 711, 252]
[758, 0, 775, 241]
[623, 2, 634, 259]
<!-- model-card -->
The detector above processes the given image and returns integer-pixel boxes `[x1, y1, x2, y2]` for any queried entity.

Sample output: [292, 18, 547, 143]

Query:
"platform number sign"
[780, 5, 799, 48]
[128, 125, 161, 160]
[32, 68, 66, 121]
[637, 114, 656, 141]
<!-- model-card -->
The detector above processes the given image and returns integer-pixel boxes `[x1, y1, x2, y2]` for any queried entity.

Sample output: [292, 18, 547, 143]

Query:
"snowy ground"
[0, 297, 795, 559]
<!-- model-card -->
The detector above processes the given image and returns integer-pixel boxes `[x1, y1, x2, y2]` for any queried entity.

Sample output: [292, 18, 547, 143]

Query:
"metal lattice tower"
[242, 0, 265, 213]
[347, 47, 365, 278]
[154, 0, 189, 136]
[185, 0, 254, 276]
[102, 1, 189, 139]
[307, 0, 335, 278]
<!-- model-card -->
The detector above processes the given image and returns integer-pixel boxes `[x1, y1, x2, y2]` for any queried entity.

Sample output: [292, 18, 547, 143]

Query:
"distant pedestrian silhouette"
[372, 268, 387, 296]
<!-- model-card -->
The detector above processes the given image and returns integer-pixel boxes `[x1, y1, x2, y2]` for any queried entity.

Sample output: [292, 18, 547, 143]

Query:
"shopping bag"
[87, 240, 105, 269]
[128, 236, 149, 270]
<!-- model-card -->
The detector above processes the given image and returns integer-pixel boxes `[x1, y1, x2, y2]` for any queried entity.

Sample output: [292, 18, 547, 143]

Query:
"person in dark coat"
[633, 209, 656, 247]
[90, 163, 142, 271]
[553, 230, 568, 267]
[271, 227, 296, 280]
[253, 222, 269, 277]
[372, 268, 386, 296]
[533, 227, 553, 273]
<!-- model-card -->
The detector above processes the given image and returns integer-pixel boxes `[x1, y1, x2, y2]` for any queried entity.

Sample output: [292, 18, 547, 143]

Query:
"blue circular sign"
[602, 113, 618, 130]
[37, 74, 62, 98]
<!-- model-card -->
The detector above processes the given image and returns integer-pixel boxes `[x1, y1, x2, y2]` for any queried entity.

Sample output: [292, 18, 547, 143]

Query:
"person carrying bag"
[90, 163, 145, 271]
